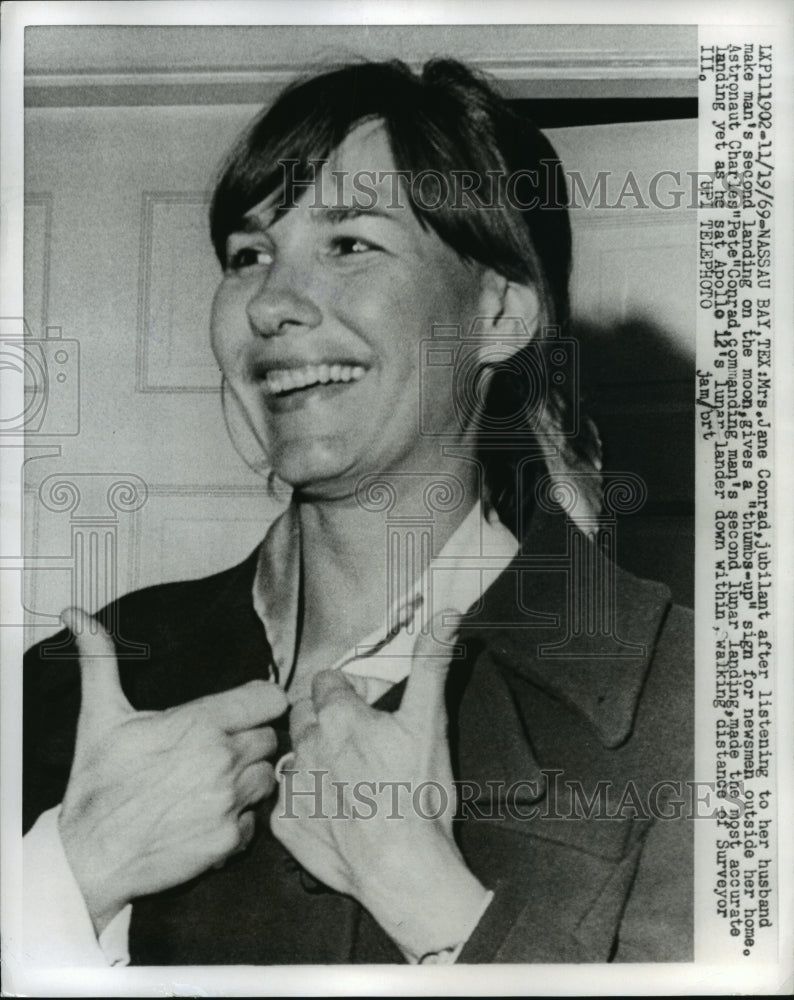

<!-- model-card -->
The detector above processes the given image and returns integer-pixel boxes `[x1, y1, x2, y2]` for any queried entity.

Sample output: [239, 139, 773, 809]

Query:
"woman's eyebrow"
[320, 206, 400, 225]
[233, 204, 400, 236]
[229, 216, 267, 237]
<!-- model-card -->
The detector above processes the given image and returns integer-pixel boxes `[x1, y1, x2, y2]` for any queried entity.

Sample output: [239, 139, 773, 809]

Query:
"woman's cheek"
[210, 289, 246, 374]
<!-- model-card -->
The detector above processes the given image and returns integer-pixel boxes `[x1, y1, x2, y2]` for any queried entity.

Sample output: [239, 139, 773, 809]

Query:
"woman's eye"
[329, 236, 377, 257]
[226, 246, 273, 272]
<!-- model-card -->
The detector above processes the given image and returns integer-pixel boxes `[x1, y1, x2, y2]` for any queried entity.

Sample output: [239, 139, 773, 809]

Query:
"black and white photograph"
[1, 2, 791, 996]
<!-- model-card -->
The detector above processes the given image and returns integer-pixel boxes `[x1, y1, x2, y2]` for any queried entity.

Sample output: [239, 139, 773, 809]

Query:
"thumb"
[398, 609, 462, 726]
[61, 607, 133, 727]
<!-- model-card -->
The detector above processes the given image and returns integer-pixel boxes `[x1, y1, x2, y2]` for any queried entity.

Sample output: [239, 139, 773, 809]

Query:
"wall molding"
[23, 193, 53, 337]
[136, 190, 220, 393]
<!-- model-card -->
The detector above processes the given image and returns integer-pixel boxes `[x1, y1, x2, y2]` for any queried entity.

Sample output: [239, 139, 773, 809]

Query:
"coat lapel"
[464, 503, 672, 748]
[448, 505, 673, 961]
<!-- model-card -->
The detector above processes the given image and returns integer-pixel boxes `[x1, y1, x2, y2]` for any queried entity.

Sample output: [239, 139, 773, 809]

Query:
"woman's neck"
[292, 456, 481, 677]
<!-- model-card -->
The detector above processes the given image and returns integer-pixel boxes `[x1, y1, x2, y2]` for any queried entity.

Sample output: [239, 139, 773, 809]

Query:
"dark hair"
[210, 58, 601, 531]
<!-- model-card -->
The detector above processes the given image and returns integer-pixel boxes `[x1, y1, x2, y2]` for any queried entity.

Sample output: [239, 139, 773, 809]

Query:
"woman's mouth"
[262, 362, 366, 397]
[258, 362, 368, 412]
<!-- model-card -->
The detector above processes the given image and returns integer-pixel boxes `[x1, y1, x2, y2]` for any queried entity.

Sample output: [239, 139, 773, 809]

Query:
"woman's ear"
[476, 270, 541, 363]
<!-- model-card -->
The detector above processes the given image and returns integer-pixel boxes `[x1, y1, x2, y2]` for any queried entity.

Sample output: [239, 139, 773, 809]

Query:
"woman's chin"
[269, 447, 360, 500]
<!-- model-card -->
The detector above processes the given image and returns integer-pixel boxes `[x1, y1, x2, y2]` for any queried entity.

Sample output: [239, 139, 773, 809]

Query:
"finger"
[289, 697, 316, 745]
[236, 761, 276, 808]
[61, 607, 132, 725]
[230, 726, 278, 767]
[398, 609, 461, 726]
[311, 671, 371, 737]
[194, 679, 289, 733]
[212, 810, 256, 868]
[311, 671, 376, 747]
[234, 810, 256, 854]
[274, 752, 296, 784]
[311, 670, 362, 713]
[342, 672, 372, 702]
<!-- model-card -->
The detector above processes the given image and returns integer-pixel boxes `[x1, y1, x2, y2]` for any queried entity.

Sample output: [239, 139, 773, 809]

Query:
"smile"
[262, 363, 366, 396]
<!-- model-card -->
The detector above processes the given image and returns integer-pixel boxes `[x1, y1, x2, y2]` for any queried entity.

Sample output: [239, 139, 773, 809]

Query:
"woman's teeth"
[263, 363, 366, 396]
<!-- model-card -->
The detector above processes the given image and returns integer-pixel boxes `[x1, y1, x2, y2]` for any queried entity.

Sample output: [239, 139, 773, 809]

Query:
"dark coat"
[23, 505, 693, 964]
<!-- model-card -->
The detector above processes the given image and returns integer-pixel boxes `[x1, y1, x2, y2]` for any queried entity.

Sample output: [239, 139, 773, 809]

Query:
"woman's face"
[211, 119, 491, 498]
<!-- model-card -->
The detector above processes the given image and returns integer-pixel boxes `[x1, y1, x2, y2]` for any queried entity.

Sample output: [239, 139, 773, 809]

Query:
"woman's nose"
[246, 267, 323, 337]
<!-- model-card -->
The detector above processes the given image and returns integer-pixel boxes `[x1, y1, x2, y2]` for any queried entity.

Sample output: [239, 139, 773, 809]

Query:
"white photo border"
[2, 1, 792, 996]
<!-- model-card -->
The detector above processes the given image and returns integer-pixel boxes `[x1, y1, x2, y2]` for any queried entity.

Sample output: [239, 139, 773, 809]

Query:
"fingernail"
[274, 752, 296, 783]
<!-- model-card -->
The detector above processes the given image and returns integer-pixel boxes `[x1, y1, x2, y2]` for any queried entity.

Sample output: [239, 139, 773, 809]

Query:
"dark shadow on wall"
[572, 315, 695, 609]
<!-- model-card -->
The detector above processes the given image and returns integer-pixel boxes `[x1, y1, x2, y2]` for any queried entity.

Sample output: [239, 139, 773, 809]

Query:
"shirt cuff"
[23, 806, 131, 967]
[407, 889, 494, 965]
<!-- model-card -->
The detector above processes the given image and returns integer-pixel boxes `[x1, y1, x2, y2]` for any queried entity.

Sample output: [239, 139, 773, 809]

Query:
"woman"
[23, 59, 693, 965]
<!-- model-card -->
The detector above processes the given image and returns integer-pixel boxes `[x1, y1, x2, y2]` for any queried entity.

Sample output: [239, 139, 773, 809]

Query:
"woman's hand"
[58, 608, 288, 935]
[270, 611, 489, 961]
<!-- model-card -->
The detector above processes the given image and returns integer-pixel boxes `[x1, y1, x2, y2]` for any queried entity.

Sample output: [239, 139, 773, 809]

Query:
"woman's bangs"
[210, 80, 377, 262]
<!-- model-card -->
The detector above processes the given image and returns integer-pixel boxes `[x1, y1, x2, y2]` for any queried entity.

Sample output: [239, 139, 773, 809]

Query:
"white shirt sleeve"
[23, 806, 131, 967]
[403, 889, 495, 965]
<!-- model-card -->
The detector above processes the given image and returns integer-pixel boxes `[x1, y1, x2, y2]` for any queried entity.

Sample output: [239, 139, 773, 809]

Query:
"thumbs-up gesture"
[57, 608, 288, 935]
[270, 612, 489, 961]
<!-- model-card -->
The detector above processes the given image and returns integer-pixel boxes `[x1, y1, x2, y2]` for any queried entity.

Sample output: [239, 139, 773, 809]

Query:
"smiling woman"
[210, 60, 602, 527]
[211, 119, 498, 498]
[23, 58, 693, 967]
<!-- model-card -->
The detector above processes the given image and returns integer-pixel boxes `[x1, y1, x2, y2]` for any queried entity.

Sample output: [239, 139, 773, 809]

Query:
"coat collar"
[203, 499, 671, 760]
[465, 501, 672, 750]
[375, 502, 672, 751]
[248, 498, 519, 693]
